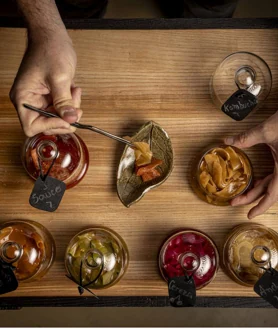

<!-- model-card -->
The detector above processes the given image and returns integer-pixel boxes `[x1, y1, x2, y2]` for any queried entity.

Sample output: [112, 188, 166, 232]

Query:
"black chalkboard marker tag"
[29, 146, 66, 212]
[221, 89, 258, 121]
[29, 176, 66, 212]
[168, 275, 196, 307]
[0, 259, 18, 295]
[254, 267, 278, 309]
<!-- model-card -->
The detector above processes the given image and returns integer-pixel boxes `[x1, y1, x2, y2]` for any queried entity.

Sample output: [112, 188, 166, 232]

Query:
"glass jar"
[0, 220, 55, 282]
[210, 52, 272, 121]
[159, 230, 219, 290]
[21, 133, 89, 189]
[223, 223, 278, 287]
[65, 227, 129, 290]
[190, 144, 253, 206]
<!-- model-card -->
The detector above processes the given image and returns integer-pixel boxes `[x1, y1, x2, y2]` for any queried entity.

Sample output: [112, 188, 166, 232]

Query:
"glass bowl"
[190, 144, 253, 206]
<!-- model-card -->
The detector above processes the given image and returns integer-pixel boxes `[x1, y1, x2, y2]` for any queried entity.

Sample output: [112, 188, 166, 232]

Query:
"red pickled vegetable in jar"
[159, 230, 219, 289]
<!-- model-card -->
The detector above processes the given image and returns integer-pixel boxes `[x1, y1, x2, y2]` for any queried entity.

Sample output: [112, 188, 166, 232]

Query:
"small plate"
[117, 121, 174, 207]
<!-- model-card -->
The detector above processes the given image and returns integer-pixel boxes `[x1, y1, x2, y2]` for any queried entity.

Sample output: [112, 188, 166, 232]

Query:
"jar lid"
[65, 228, 129, 289]
[0, 221, 47, 281]
[223, 224, 278, 286]
[159, 230, 219, 289]
[22, 133, 89, 188]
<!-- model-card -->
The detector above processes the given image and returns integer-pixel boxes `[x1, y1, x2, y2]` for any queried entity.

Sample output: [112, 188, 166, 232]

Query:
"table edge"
[0, 18, 278, 30]
[0, 296, 273, 308]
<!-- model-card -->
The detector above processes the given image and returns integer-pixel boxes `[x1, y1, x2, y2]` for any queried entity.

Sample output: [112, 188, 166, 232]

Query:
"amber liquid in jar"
[0, 220, 55, 282]
[190, 144, 253, 206]
[159, 230, 219, 290]
[223, 223, 278, 286]
[22, 133, 89, 189]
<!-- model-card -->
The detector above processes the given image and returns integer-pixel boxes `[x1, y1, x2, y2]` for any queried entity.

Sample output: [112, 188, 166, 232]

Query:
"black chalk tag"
[29, 176, 66, 212]
[0, 261, 18, 295]
[221, 89, 258, 121]
[168, 276, 196, 307]
[254, 268, 278, 309]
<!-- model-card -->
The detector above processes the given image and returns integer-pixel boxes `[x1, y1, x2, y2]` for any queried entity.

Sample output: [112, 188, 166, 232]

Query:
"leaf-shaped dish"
[117, 121, 174, 207]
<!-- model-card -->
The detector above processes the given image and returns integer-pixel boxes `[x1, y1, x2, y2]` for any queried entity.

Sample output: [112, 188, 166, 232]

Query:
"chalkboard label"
[221, 89, 258, 121]
[0, 261, 18, 295]
[168, 276, 196, 307]
[254, 268, 278, 309]
[29, 176, 66, 212]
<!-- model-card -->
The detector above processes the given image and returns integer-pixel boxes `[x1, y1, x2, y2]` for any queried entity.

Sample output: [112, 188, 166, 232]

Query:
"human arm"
[10, 0, 82, 137]
[225, 112, 278, 219]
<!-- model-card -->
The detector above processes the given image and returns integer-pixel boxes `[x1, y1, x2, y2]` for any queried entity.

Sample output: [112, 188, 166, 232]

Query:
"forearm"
[17, 0, 68, 42]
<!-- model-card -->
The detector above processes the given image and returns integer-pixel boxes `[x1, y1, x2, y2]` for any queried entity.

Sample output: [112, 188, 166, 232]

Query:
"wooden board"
[0, 28, 278, 298]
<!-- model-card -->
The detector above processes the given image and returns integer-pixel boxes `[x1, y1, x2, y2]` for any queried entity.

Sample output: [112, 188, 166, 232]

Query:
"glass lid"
[210, 51, 272, 111]
[22, 133, 89, 189]
[0, 221, 47, 281]
[65, 227, 129, 290]
[223, 223, 278, 286]
[159, 230, 219, 290]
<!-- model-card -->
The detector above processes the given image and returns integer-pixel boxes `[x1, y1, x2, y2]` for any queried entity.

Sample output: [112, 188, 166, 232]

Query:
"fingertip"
[248, 205, 260, 220]
[224, 137, 234, 145]
[247, 211, 255, 220]
[59, 106, 78, 123]
[76, 108, 83, 122]
[75, 86, 82, 96]
[230, 198, 238, 206]
[231, 196, 243, 206]
[72, 87, 82, 109]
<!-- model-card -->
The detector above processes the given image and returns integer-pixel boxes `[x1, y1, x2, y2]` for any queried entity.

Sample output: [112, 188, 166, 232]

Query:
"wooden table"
[0, 19, 278, 307]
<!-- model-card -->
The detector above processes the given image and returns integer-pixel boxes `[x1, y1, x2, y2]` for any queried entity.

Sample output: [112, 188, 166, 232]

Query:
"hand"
[10, 31, 82, 137]
[225, 111, 278, 219]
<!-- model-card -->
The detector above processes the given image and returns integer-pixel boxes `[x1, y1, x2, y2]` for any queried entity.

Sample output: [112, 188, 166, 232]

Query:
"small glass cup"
[65, 227, 129, 290]
[190, 144, 253, 206]
[159, 229, 219, 290]
[0, 220, 55, 282]
[223, 223, 278, 287]
[210, 51, 272, 120]
[21, 133, 89, 189]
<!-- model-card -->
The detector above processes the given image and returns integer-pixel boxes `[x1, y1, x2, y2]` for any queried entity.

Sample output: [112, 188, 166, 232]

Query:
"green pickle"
[65, 228, 129, 289]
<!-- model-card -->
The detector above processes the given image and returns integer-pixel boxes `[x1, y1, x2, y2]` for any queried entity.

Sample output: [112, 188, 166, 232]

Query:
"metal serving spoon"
[23, 104, 134, 148]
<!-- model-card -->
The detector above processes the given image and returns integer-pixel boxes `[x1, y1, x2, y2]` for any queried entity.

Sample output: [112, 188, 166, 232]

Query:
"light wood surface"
[0, 28, 278, 298]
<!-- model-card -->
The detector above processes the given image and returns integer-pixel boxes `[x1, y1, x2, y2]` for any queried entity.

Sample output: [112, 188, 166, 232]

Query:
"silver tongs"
[23, 104, 134, 148]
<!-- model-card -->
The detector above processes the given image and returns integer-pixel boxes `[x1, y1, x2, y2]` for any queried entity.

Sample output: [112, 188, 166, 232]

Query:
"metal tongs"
[23, 104, 134, 148]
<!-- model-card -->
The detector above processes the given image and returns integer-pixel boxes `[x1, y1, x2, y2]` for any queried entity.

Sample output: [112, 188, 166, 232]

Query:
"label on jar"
[168, 276, 196, 307]
[0, 261, 18, 295]
[221, 89, 258, 121]
[254, 268, 278, 309]
[29, 176, 66, 212]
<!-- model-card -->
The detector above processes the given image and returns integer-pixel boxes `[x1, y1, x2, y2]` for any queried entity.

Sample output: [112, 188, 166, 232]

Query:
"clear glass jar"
[190, 144, 253, 206]
[65, 227, 129, 290]
[159, 230, 219, 290]
[223, 223, 278, 287]
[21, 133, 89, 189]
[210, 51, 272, 120]
[0, 220, 55, 282]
